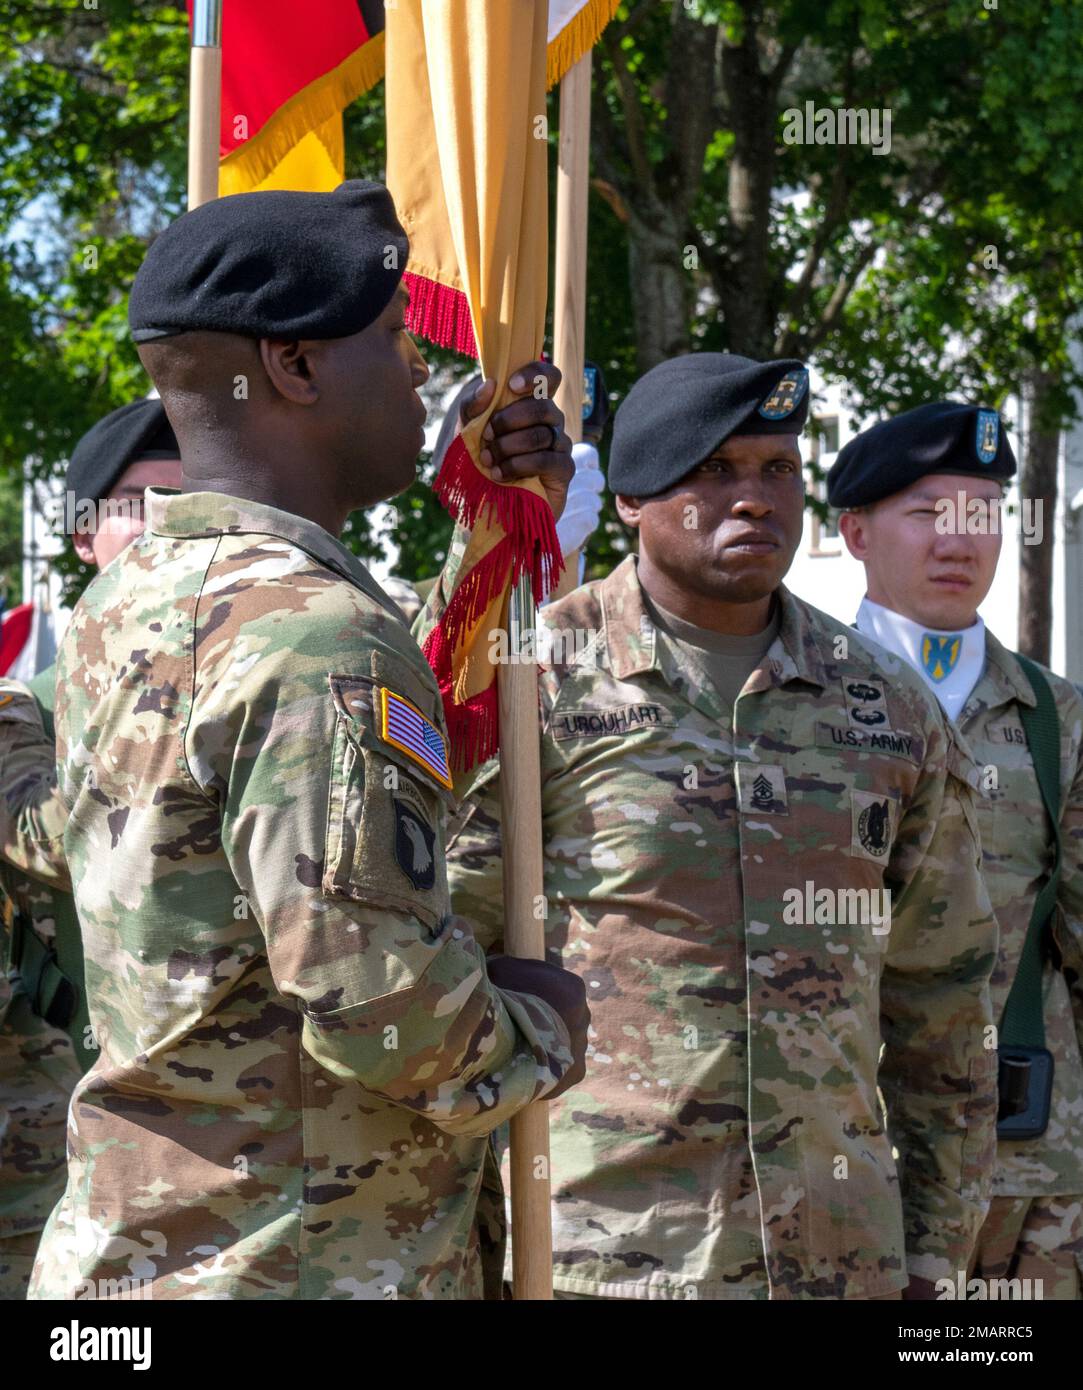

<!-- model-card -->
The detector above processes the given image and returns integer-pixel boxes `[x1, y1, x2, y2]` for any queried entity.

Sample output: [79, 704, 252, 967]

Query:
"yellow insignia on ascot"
[921, 633, 962, 682]
[378, 687, 453, 789]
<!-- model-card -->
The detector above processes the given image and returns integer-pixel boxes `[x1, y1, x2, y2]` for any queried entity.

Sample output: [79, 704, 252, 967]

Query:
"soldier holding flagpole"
[27, 0, 592, 1301]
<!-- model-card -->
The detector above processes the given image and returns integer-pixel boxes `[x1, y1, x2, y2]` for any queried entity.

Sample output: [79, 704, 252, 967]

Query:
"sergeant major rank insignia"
[921, 633, 962, 682]
[378, 687, 453, 790]
[975, 408, 999, 465]
[758, 367, 809, 420]
[736, 762, 788, 814]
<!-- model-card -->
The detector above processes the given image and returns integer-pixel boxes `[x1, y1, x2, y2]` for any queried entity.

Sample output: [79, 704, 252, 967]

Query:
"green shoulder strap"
[999, 653, 1062, 1049]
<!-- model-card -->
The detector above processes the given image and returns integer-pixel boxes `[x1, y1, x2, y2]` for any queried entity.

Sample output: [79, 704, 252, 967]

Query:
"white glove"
[555, 442, 605, 557]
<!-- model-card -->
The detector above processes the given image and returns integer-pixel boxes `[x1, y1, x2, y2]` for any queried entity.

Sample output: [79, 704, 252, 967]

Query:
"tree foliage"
[2, 0, 1082, 617]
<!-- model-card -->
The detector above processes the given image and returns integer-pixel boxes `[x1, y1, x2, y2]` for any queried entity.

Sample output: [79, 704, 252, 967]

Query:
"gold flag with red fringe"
[386, 0, 598, 771]
[390, 0, 620, 358]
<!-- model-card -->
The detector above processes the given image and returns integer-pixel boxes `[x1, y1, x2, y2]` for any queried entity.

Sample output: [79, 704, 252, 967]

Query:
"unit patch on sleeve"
[392, 778, 437, 891]
[851, 789, 895, 862]
[378, 686, 453, 789]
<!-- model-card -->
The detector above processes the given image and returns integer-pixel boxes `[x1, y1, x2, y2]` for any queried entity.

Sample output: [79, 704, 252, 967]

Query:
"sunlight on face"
[841, 472, 1004, 630]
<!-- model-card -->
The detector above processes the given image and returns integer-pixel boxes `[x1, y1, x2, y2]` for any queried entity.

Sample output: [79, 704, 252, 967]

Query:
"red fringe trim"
[424, 621, 501, 771]
[423, 433, 565, 769]
[432, 435, 564, 601]
[402, 270, 478, 358]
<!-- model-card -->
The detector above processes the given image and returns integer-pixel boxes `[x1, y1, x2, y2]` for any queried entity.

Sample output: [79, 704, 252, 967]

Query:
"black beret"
[609, 353, 809, 497]
[128, 180, 408, 343]
[66, 399, 179, 522]
[827, 401, 1016, 509]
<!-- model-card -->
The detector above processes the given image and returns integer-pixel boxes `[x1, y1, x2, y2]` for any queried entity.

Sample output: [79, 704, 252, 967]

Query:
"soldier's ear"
[259, 338, 320, 407]
[837, 508, 869, 561]
[615, 494, 642, 529]
[71, 530, 96, 566]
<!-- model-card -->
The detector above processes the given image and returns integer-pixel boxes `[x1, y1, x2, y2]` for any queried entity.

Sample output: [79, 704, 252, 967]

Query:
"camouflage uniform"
[0, 669, 86, 1299]
[28, 488, 574, 1301]
[961, 633, 1083, 1297]
[0, 670, 72, 890]
[445, 554, 998, 1299]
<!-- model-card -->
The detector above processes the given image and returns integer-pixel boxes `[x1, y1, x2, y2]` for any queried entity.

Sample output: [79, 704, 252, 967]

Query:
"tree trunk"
[1018, 365, 1060, 664]
[717, 22, 781, 358]
[625, 201, 692, 372]
[594, 5, 719, 374]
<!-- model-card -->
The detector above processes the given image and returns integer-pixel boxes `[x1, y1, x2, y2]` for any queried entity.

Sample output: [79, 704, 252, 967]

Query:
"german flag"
[187, 0, 385, 195]
[193, 1, 618, 203]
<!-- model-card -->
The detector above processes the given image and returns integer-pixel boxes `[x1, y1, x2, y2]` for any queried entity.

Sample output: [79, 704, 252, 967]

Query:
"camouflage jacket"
[30, 488, 573, 1302]
[0, 667, 72, 893]
[0, 665, 90, 1055]
[446, 555, 998, 1299]
[0, 668, 84, 1254]
[956, 632, 1083, 1198]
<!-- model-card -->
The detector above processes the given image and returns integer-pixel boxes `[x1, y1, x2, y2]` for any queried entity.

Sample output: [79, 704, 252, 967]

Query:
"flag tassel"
[423, 434, 564, 768]
[403, 271, 479, 358]
[424, 622, 501, 770]
[431, 435, 563, 598]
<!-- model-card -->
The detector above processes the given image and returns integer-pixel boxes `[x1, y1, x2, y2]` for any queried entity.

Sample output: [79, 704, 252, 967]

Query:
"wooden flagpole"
[550, 49, 593, 601]
[502, 35, 595, 1305]
[500, 569, 554, 1300]
[188, 0, 222, 210]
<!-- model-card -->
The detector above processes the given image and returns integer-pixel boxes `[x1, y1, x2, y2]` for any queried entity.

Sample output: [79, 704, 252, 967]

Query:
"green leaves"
[5, 0, 1083, 607]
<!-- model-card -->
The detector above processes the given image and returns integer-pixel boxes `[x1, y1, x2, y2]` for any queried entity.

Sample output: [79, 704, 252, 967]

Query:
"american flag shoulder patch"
[378, 687, 453, 790]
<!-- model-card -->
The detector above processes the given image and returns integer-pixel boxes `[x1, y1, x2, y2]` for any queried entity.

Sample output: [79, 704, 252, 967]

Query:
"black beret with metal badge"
[609, 352, 810, 497]
[827, 401, 1015, 509]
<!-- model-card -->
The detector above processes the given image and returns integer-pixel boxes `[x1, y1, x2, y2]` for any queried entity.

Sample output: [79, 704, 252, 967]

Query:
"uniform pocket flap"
[329, 672, 455, 808]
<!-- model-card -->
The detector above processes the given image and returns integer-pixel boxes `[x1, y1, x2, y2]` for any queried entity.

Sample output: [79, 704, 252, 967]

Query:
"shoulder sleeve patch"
[378, 687, 453, 790]
[324, 674, 452, 926]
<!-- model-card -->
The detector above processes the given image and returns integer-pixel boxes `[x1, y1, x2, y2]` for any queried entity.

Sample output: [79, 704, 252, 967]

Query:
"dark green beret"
[128, 180, 408, 343]
[609, 353, 809, 498]
[66, 399, 179, 526]
[827, 401, 1015, 509]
